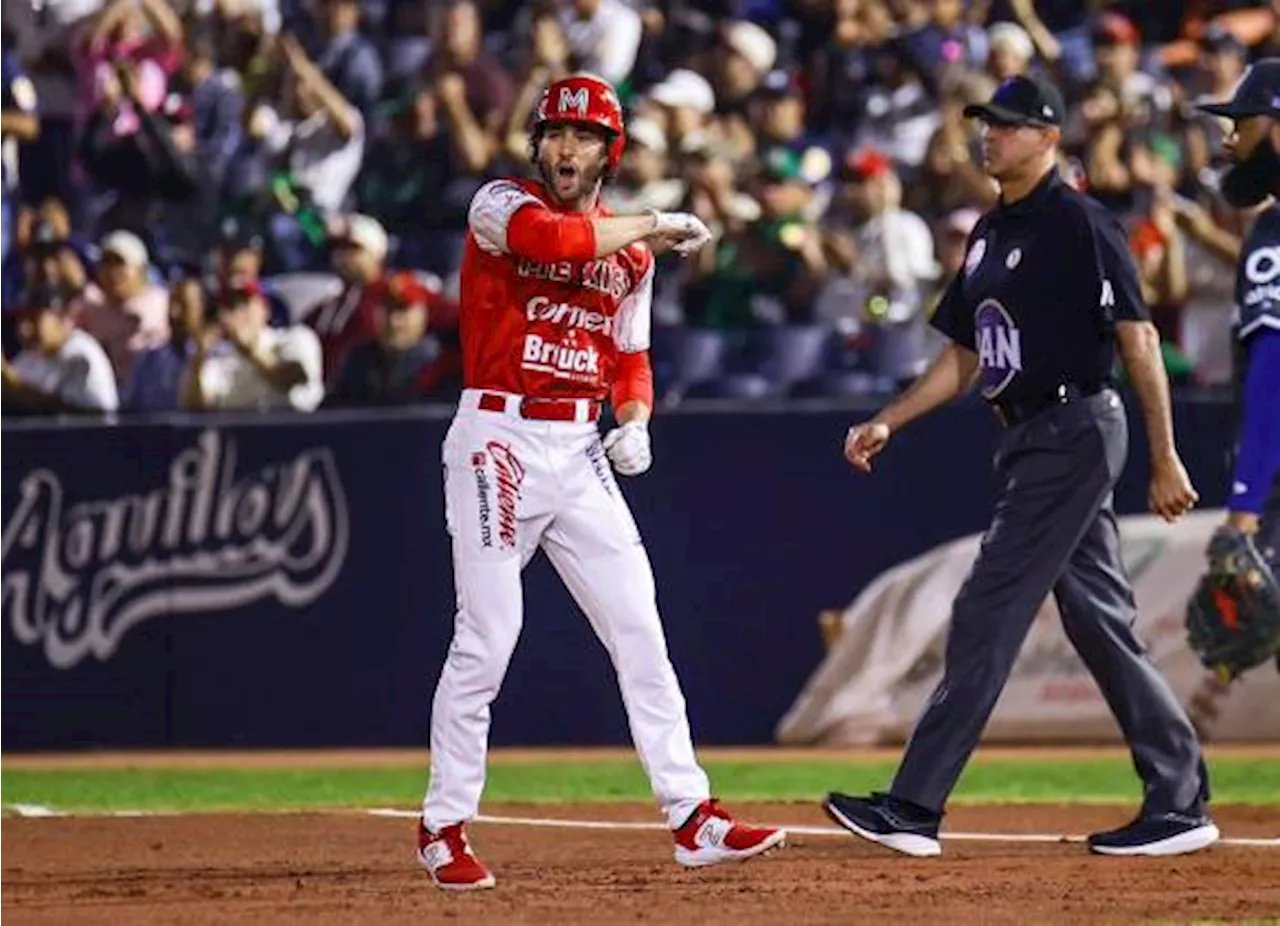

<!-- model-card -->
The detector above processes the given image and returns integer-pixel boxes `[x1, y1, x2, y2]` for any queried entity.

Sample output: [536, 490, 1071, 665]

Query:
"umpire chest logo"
[964, 238, 987, 276]
[974, 299, 1023, 398]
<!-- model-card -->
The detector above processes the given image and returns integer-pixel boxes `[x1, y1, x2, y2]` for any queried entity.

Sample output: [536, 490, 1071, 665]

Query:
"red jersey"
[460, 177, 654, 401]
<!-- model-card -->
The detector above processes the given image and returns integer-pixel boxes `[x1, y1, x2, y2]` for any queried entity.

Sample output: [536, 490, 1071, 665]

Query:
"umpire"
[823, 75, 1218, 858]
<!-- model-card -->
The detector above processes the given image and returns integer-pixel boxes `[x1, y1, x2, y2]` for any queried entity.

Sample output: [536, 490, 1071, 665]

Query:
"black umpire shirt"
[931, 167, 1149, 410]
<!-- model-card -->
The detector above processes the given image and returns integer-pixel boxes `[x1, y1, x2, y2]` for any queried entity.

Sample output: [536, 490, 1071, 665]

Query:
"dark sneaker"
[1088, 812, 1220, 857]
[822, 791, 942, 857]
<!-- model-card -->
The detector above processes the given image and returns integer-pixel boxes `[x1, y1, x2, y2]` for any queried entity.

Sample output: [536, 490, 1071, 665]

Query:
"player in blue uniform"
[1196, 61, 1280, 593]
[1178, 60, 1280, 684]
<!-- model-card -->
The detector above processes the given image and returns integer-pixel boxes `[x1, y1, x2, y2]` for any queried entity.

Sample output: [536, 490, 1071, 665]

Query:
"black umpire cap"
[1196, 58, 1280, 120]
[964, 75, 1065, 128]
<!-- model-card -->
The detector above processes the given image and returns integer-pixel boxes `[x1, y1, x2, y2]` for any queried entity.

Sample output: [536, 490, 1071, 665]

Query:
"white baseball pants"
[422, 391, 710, 831]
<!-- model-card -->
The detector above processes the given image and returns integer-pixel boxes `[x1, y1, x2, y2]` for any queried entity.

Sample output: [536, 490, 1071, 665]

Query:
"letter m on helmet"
[558, 86, 589, 117]
[534, 73, 627, 170]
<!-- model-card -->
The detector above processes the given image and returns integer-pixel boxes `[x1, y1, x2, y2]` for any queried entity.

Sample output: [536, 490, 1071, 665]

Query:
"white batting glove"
[649, 210, 714, 256]
[601, 421, 652, 476]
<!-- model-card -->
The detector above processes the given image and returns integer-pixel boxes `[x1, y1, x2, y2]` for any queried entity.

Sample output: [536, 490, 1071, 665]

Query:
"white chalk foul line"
[367, 808, 1280, 848]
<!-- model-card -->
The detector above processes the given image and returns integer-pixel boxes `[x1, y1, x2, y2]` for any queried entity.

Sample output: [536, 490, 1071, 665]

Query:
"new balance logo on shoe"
[416, 820, 496, 891]
[672, 799, 786, 868]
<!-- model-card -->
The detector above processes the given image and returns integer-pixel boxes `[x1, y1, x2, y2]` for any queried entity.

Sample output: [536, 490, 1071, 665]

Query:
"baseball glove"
[1185, 526, 1280, 683]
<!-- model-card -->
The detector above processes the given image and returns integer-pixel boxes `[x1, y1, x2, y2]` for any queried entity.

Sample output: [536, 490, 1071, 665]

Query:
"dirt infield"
[4, 802, 1278, 925]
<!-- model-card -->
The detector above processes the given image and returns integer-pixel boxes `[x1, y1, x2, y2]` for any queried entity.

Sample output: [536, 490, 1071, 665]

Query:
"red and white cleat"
[416, 819, 497, 891]
[672, 799, 786, 868]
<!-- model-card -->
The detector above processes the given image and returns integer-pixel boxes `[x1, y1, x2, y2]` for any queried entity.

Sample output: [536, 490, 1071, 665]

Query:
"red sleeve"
[506, 207, 597, 264]
[611, 350, 654, 411]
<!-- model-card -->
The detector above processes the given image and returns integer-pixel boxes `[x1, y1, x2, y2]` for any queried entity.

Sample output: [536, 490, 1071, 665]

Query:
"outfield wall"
[1, 394, 1239, 750]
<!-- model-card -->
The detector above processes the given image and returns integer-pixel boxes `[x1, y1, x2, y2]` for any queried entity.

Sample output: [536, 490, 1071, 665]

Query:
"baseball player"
[821, 75, 1217, 858]
[415, 73, 785, 891]
[1184, 61, 1280, 681]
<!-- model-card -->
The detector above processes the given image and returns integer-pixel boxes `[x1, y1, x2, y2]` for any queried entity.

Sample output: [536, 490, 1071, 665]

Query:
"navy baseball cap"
[1196, 58, 1280, 120]
[964, 75, 1065, 128]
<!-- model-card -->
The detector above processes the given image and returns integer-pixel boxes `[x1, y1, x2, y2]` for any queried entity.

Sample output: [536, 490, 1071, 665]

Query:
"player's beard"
[539, 154, 607, 208]
[1220, 133, 1280, 208]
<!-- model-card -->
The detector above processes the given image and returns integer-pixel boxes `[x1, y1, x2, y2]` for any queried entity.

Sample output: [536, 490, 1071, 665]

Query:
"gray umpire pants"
[890, 390, 1208, 815]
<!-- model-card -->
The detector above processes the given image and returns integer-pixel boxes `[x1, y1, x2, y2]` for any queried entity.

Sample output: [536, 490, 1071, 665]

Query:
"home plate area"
[4, 803, 1278, 925]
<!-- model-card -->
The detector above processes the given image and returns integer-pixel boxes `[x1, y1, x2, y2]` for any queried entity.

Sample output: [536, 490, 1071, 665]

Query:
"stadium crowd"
[2, 0, 1277, 415]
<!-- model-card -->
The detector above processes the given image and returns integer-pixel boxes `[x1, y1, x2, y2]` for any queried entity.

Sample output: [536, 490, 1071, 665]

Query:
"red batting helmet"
[532, 73, 626, 170]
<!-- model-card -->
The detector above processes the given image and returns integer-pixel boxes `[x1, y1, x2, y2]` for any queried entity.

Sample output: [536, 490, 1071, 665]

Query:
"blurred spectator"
[901, 0, 990, 92]
[688, 146, 826, 328]
[1181, 25, 1252, 166]
[5, 0, 80, 215]
[816, 148, 939, 380]
[715, 20, 778, 113]
[1171, 191, 1244, 385]
[1090, 12, 1172, 129]
[122, 273, 208, 412]
[326, 270, 460, 406]
[182, 276, 323, 411]
[752, 69, 830, 158]
[77, 62, 203, 245]
[994, 0, 1093, 86]
[905, 111, 998, 219]
[3, 284, 118, 415]
[383, 0, 433, 88]
[808, 0, 890, 139]
[986, 21, 1035, 83]
[602, 116, 686, 214]
[75, 230, 170, 388]
[247, 34, 364, 270]
[304, 213, 388, 380]
[174, 19, 244, 190]
[354, 77, 475, 279]
[932, 205, 981, 283]
[714, 20, 779, 160]
[641, 68, 716, 154]
[313, 0, 383, 118]
[3, 29, 40, 290]
[211, 219, 266, 284]
[422, 0, 514, 176]
[561, 0, 643, 88]
[851, 40, 942, 169]
[214, 0, 279, 100]
[79, 0, 184, 127]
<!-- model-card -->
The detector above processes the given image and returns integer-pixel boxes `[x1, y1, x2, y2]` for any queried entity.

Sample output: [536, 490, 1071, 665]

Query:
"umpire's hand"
[1150, 455, 1199, 523]
[844, 422, 891, 473]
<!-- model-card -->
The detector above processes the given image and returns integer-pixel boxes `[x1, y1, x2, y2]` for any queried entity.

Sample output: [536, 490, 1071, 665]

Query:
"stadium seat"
[651, 327, 732, 402]
[683, 373, 774, 401]
[789, 371, 899, 398]
[741, 325, 835, 393]
[864, 321, 930, 382]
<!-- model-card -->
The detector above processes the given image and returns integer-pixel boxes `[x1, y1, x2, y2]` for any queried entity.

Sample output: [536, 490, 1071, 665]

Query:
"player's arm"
[469, 179, 654, 261]
[469, 180, 702, 263]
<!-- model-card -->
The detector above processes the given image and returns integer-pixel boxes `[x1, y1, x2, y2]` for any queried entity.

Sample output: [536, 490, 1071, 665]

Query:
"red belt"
[477, 392, 601, 422]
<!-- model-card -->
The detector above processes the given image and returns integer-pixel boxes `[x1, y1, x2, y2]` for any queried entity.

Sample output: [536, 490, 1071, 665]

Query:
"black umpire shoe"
[823, 792, 942, 857]
[1087, 811, 1220, 857]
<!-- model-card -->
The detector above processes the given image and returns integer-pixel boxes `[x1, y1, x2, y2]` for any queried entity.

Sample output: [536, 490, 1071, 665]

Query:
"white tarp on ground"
[777, 510, 1280, 745]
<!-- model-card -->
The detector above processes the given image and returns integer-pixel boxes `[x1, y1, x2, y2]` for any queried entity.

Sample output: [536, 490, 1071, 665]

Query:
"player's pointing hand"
[843, 422, 891, 474]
